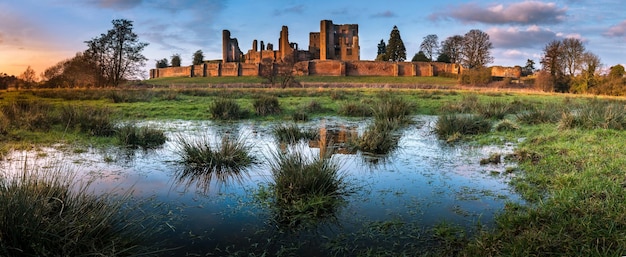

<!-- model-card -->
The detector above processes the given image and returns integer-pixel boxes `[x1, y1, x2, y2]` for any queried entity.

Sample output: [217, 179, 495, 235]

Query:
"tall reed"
[0, 166, 164, 256]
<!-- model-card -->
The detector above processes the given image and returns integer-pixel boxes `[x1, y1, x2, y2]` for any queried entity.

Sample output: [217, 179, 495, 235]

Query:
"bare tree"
[440, 35, 464, 65]
[460, 29, 493, 69]
[540, 40, 563, 77]
[561, 38, 585, 76]
[419, 34, 439, 62]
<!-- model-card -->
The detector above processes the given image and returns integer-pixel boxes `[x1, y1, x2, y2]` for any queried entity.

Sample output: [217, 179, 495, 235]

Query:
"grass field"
[2, 84, 626, 256]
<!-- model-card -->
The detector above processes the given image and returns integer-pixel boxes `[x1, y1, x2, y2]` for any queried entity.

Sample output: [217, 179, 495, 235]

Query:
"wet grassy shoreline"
[2, 86, 626, 255]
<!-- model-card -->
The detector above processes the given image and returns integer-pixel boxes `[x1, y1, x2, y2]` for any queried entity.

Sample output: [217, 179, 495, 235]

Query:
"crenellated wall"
[150, 60, 467, 79]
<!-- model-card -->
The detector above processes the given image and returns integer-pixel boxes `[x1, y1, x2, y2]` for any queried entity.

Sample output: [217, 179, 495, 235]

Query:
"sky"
[1, 0, 625, 78]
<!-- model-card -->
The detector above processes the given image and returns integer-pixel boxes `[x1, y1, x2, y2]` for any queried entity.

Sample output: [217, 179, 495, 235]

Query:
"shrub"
[253, 95, 281, 116]
[0, 167, 163, 256]
[434, 114, 492, 141]
[116, 123, 167, 149]
[459, 68, 492, 85]
[209, 99, 245, 120]
[272, 124, 318, 144]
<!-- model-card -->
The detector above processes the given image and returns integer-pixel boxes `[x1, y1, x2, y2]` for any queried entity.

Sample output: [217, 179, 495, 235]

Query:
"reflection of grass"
[0, 167, 163, 256]
[265, 148, 346, 227]
[272, 124, 318, 144]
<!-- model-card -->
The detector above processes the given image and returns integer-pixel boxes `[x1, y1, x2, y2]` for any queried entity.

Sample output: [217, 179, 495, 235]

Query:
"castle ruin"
[149, 19, 471, 79]
[224, 20, 359, 64]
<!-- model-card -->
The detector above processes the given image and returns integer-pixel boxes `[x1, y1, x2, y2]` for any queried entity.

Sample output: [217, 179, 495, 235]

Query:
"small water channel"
[0, 115, 522, 255]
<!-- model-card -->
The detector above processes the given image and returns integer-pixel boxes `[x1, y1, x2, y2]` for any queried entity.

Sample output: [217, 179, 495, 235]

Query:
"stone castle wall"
[150, 60, 464, 79]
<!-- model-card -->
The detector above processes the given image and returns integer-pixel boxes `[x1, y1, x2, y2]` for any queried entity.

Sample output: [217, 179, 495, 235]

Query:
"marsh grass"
[116, 123, 167, 149]
[558, 101, 626, 130]
[176, 134, 254, 173]
[272, 124, 319, 144]
[0, 165, 165, 256]
[209, 99, 247, 120]
[338, 102, 372, 117]
[464, 128, 626, 256]
[372, 97, 414, 124]
[434, 114, 492, 141]
[265, 147, 346, 227]
[494, 119, 520, 131]
[2, 99, 57, 131]
[354, 120, 400, 155]
[253, 95, 281, 116]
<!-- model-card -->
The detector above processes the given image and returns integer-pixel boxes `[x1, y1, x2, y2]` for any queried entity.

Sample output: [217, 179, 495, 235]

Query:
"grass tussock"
[0, 167, 164, 256]
[2, 99, 57, 131]
[354, 120, 400, 155]
[272, 124, 319, 144]
[434, 114, 492, 141]
[176, 134, 254, 173]
[116, 123, 167, 149]
[558, 101, 626, 130]
[338, 102, 373, 117]
[62, 106, 116, 136]
[253, 95, 281, 116]
[209, 99, 246, 120]
[266, 148, 346, 227]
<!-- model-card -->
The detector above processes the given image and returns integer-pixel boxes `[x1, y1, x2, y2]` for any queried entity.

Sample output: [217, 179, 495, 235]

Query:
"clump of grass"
[515, 108, 560, 125]
[372, 97, 414, 124]
[253, 95, 281, 116]
[292, 110, 309, 121]
[434, 114, 492, 141]
[209, 99, 246, 120]
[77, 107, 116, 136]
[266, 148, 346, 227]
[338, 102, 372, 117]
[272, 124, 318, 144]
[494, 119, 520, 131]
[305, 100, 324, 113]
[354, 120, 400, 155]
[558, 101, 626, 130]
[478, 101, 512, 119]
[60, 105, 116, 136]
[0, 166, 164, 256]
[442, 94, 480, 113]
[116, 123, 167, 149]
[2, 99, 57, 131]
[480, 153, 502, 165]
[176, 134, 254, 172]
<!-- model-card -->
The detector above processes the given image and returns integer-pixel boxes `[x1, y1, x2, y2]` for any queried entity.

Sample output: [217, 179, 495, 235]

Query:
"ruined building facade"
[226, 20, 359, 64]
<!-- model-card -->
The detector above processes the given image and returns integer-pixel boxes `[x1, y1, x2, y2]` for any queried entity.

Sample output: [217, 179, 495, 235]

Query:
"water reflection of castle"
[309, 124, 358, 156]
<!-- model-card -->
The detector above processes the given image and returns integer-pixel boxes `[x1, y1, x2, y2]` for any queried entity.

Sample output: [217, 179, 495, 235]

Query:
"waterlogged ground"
[1, 116, 523, 256]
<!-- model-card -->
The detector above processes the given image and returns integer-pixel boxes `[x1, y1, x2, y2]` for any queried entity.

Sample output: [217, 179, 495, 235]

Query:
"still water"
[1, 116, 522, 255]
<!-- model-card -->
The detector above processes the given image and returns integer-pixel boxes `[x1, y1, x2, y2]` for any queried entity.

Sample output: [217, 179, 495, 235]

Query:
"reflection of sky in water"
[0, 116, 523, 255]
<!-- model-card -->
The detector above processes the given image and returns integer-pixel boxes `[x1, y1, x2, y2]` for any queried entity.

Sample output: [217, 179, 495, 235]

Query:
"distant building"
[223, 20, 360, 64]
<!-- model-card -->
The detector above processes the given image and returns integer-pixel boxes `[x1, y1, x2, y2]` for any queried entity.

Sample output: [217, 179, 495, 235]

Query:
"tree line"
[155, 50, 205, 69]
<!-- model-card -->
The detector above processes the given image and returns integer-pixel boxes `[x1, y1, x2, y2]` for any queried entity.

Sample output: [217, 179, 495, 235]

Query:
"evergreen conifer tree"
[384, 26, 406, 62]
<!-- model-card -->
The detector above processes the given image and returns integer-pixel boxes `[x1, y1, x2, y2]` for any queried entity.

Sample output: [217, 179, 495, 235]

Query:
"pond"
[1, 115, 522, 256]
